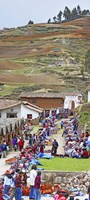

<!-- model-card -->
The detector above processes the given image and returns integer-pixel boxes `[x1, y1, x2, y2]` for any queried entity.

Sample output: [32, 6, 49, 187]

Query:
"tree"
[77, 5, 81, 15]
[47, 18, 51, 23]
[63, 6, 71, 21]
[81, 9, 90, 16]
[28, 20, 34, 25]
[85, 49, 90, 73]
[72, 7, 78, 19]
[57, 10, 62, 22]
[53, 16, 57, 23]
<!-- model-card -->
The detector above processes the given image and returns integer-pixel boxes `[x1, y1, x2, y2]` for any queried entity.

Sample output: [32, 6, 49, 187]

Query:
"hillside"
[0, 17, 90, 100]
[76, 102, 90, 129]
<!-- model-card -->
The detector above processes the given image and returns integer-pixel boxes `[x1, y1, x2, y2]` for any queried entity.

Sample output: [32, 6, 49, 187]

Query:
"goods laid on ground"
[22, 185, 30, 196]
[40, 183, 70, 196]
[5, 157, 17, 164]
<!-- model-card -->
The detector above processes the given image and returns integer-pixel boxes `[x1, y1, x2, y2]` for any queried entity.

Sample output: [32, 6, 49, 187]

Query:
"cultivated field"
[0, 17, 90, 99]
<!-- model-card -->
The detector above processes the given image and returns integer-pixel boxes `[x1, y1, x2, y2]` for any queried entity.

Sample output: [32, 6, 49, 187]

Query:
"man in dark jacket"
[51, 139, 59, 155]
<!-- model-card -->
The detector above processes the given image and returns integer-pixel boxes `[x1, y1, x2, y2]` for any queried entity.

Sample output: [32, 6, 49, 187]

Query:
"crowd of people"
[2, 166, 90, 200]
[62, 117, 90, 158]
[0, 116, 59, 200]
[54, 185, 90, 200]
[2, 164, 42, 200]
[0, 112, 90, 199]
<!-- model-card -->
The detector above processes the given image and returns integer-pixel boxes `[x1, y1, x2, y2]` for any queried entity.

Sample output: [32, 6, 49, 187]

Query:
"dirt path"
[44, 120, 65, 154]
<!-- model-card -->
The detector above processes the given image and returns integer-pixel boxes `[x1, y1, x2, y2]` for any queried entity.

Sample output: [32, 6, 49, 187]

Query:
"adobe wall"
[20, 97, 64, 109]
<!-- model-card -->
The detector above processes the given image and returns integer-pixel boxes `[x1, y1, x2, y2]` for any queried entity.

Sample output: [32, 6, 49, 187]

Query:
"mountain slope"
[0, 17, 90, 99]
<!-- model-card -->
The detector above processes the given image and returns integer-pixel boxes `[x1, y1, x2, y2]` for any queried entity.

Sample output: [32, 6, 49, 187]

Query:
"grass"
[0, 85, 19, 96]
[38, 157, 90, 171]
[76, 104, 90, 129]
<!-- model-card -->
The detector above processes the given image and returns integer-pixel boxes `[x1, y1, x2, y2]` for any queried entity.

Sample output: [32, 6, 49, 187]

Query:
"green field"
[38, 157, 90, 171]
[32, 124, 90, 172]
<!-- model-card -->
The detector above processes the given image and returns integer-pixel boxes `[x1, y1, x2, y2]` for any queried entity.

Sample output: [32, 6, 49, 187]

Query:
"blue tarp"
[38, 153, 54, 159]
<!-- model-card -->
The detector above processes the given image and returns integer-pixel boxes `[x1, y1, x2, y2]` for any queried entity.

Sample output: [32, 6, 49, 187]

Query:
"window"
[27, 114, 32, 119]
[7, 113, 17, 118]
[45, 110, 50, 117]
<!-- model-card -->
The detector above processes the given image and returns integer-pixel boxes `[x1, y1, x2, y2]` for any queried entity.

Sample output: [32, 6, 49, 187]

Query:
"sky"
[0, 0, 90, 29]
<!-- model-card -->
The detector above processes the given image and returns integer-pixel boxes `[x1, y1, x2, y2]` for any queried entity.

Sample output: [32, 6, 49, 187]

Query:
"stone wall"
[41, 171, 90, 194]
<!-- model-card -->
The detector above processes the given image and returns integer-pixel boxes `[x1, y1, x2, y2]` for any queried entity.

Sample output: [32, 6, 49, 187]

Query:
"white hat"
[22, 169, 26, 173]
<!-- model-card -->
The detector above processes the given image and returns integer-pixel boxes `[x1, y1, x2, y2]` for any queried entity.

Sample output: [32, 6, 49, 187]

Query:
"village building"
[87, 86, 90, 102]
[64, 93, 82, 113]
[19, 92, 64, 117]
[19, 92, 82, 116]
[0, 92, 82, 142]
[0, 99, 43, 142]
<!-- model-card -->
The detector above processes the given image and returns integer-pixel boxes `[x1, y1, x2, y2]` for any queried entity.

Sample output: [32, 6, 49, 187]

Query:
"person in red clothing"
[34, 171, 41, 200]
[15, 170, 22, 200]
[81, 148, 89, 158]
[18, 138, 24, 151]
[22, 170, 28, 187]
[54, 190, 68, 200]
[39, 143, 45, 153]
[54, 190, 63, 200]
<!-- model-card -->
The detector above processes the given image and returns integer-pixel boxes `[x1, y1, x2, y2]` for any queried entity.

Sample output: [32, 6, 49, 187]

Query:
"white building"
[0, 100, 43, 134]
[87, 87, 90, 102]
[64, 93, 82, 111]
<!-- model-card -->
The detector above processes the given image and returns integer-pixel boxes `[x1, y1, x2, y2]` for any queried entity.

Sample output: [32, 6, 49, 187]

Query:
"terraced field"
[0, 17, 90, 99]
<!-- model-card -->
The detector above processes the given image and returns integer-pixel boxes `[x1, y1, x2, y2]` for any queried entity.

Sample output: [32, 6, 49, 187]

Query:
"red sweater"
[15, 174, 22, 187]
[34, 175, 41, 189]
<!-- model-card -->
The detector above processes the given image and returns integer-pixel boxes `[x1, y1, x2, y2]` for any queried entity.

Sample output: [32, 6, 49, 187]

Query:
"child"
[54, 190, 62, 200]
[34, 171, 41, 200]
[54, 190, 68, 200]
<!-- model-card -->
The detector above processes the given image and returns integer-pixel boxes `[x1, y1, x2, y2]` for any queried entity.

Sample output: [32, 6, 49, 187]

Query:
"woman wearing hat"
[15, 170, 22, 200]
[3, 170, 12, 200]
